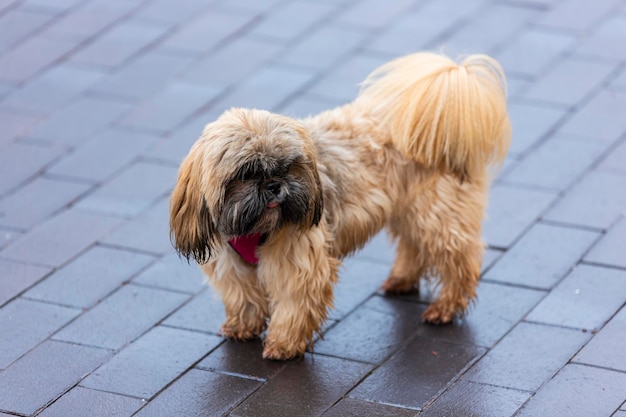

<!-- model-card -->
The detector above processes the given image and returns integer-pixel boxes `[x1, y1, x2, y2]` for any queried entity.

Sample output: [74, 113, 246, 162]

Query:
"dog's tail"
[357, 52, 511, 181]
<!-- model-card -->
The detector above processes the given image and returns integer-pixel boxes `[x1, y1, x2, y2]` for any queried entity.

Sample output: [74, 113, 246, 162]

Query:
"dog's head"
[169, 108, 324, 263]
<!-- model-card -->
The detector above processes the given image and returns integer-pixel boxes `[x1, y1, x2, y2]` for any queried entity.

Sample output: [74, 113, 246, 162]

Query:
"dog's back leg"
[381, 236, 428, 294]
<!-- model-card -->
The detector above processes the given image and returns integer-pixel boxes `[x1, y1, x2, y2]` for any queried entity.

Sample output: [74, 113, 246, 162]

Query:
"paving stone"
[43, 0, 138, 42]
[214, 0, 282, 13]
[249, 1, 335, 41]
[465, 322, 589, 391]
[133, 0, 213, 26]
[37, 386, 144, 417]
[536, 0, 622, 31]
[482, 248, 502, 273]
[0, 141, 63, 195]
[0, 209, 122, 267]
[585, 216, 626, 268]
[574, 306, 626, 372]
[21, 0, 83, 14]
[503, 135, 606, 191]
[522, 58, 616, 107]
[160, 8, 255, 55]
[118, 82, 221, 133]
[0, 260, 50, 307]
[0, 9, 55, 53]
[28, 96, 131, 146]
[0, 35, 79, 83]
[526, 264, 626, 331]
[0, 228, 22, 250]
[25, 246, 155, 308]
[54, 284, 188, 350]
[543, 171, 626, 229]
[163, 287, 225, 335]
[81, 326, 222, 399]
[484, 223, 599, 289]
[0, 0, 18, 13]
[483, 184, 558, 249]
[0, 110, 39, 146]
[0, 177, 91, 230]
[322, 398, 416, 417]
[101, 197, 171, 255]
[142, 116, 206, 164]
[75, 161, 177, 217]
[507, 102, 567, 156]
[276, 24, 367, 70]
[212, 64, 316, 112]
[337, 0, 414, 29]
[495, 28, 575, 77]
[415, 282, 545, 348]
[232, 354, 372, 417]
[575, 14, 626, 60]
[349, 337, 485, 410]
[1, 65, 104, 115]
[315, 296, 423, 364]
[558, 89, 626, 144]
[0, 298, 79, 368]
[182, 37, 282, 87]
[91, 51, 195, 100]
[0, 340, 110, 416]
[420, 380, 530, 417]
[69, 20, 169, 69]
[133, 252, 205, 294]
[517, 364, 626, 417]
[136, 369, 260, 417]
[47, 129, 160, 182]
[196, 339, 286, 381]
[597, 139, 626, 175]
[278, 93, 344, 118]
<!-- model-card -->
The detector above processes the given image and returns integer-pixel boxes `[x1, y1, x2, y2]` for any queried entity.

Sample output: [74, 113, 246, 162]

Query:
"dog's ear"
[309, 163, 324, 227]
[169, 149, 216, 263]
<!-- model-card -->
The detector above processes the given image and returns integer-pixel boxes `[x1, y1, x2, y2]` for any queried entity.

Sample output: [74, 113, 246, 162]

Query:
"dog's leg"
[381, 236, 427, 294]
[257, 226, 339, 360]
[202, 257, 268, 340]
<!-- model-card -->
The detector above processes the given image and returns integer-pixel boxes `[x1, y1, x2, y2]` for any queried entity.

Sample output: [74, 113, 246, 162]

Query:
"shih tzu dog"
[170, 52, 511, 360]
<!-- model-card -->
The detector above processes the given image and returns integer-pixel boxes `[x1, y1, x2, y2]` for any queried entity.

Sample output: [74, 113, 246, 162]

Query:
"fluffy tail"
[357, 52, 511, 181]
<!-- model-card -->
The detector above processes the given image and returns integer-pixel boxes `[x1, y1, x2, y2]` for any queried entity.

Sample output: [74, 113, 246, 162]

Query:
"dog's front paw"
[381, 276, 419, 295]
[421, 303, 457, 325]
[262, 340, 306, 361]
[220, 321, 264, 341]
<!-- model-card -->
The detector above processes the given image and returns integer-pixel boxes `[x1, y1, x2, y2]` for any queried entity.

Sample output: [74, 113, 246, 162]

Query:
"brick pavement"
[0, 0, 625, 415]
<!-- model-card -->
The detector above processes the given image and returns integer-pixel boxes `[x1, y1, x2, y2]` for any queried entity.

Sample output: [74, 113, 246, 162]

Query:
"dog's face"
[169, 108, 323, 263]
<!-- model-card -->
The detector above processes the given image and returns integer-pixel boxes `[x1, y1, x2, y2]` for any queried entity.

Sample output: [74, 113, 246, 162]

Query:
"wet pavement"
[0, 0, 625, 415]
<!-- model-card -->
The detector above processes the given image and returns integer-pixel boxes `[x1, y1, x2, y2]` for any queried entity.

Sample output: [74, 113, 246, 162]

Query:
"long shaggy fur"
[170, 51, 511, 360]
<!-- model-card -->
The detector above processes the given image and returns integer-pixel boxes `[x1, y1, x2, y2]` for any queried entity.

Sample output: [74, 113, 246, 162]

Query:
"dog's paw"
[421, 303, 456, 325]
[220, 322, 263, 341]
[381, 276, 419, 295]
[262, 340, 306, 361]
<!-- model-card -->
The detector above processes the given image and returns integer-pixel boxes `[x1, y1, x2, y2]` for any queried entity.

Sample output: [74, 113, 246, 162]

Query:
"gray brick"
[597, 139, 626, 175]
[522, 58, 616, 107]
[575, 14, 626, 61]
[28, 96, 131, 146]
[322, 398, 416, 417]
[47, 129, 160, 182]
[484, 223, 599, 289]
[0, 228, 22, 250]
[0, 260, 50, 307]
[21, 0, 83, 14]
[196, 339, 286, 382]
[543, 171, 626, 229]
[0, 9, 54, 53]
[133, 0, 213, 26]
[517, 364, 626, 417]
[0, 177, 91, 230]
[0, 110, 39, 146]
[232, 355, 372, 417]
[0, 209, 122, 267]
[133, 252, 205, 294]
[526, 264, 626, 331]
[142, 116, 206, 164]
[278, 93, 344, 118]
[558, 89, 626, 143]
[25, 246, 155, 308]
[91, 51, 195, 101]
[574, 306, 626, 372]
[315, 296, 423, 364]
[465, 322, 589, 391]
[536, 0, 622, 31]
[0, 340, 110, 416]
[0, 141, 63, 196]
[75, 161, 177, 217]
[420, 380, 529, 417]
[585, 216, 626, 268]
[347, 231, 396, 267]
[483, 184, 558, 248]
[496, 29, 575, 77]
[250, 1, 335, 41]
[503, 135, 606, 191]
[118, 82, 221, 133]
[337, 0, 414, 29]
[37, 386, 144, 417]
[69, 20, 169, 69]
[1, 65, 104, 114]
[163, 287, 225, 334]
[350, 337, 484, 410]
[136, 369, 260, 417]
[0, 36, 79, 83]
[507, 102, 567, 156]
[0, 298, 79, 368]
[81, 326, 222, 399]
[0, 0, 18, 13]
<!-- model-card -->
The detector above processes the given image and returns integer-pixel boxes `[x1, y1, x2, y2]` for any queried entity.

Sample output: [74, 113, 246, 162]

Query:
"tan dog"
[170, 52, 511, 360]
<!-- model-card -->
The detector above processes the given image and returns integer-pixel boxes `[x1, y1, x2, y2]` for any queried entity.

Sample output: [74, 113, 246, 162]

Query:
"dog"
[169, 52, 511, 360]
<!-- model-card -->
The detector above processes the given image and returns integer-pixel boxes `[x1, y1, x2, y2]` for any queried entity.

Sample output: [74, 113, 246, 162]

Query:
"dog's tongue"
[228, 233, 263, 265]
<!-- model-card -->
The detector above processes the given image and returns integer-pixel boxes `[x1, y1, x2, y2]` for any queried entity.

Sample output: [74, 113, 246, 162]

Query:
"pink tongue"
[228, 233, 263, 265]
[267, 202, 279, 208]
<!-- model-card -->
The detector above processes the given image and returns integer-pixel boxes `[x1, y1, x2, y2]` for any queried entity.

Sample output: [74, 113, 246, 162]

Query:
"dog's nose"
[265, 181, 281, 195]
